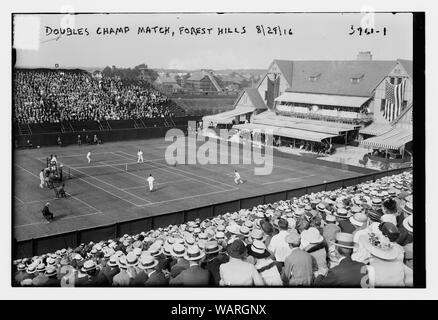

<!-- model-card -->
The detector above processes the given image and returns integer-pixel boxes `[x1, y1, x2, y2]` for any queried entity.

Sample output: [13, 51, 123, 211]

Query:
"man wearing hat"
[31, 263, 48, 286]
[314, 233, 366, 287]
[42, 265, 61, 287]
[112, 256, 131, 286]
[170, 246, 210, 286]
[143, 255, 169, 286]
[282, 232, 313, 286]
[267, 218, 292, 267]
[14, 263, 27, 286]
[396, 202, 413, 246]
[200, 241, 229, 286]
[248, 240, 282, 286]
[79, 260, 108, 287]
[100, 254, 120, 285]
[169, 243, 190, 279]
[219, 239, 264, 286]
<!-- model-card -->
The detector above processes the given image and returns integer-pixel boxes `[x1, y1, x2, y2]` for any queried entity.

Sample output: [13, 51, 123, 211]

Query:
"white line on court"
[137, 189, 235, 207]
[14, 196, 25, 204]
[116, 151, 238, 192]
[121, 178, 193, 191]
[33, 157, 148, 207]
[69, 166, 152, 204]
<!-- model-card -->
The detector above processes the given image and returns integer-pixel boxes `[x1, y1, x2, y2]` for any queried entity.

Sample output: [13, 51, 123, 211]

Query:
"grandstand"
[13, 63, 414, 288]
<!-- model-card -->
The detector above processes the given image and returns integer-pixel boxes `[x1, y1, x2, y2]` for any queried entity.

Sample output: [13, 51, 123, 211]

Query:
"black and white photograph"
[2, 0, 434, 302]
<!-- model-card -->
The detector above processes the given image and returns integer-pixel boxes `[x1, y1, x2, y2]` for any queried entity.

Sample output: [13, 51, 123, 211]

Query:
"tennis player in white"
[147, 173, 155, 192]
[137, 149, 144, 163]
[86, 151, 91, 163]
[234, 169, 244, 184]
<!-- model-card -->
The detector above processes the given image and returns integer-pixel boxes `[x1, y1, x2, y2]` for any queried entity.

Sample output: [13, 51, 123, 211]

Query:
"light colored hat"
[81, 260, 97, 273]
[204, 240, 222, 254]
[215, 232, 226, 240]
[250, 229, 265, 241]
[360, 233, 398, 261]
[184, 246, 205, 261]
[331, 232, 356, 249]
[45, 265, 57, 277]
[138, 254, 158, 270]
[301, 227, 324, 244]
[239, 226, 250, 236]
[107, 255, 119, 267]
[325, 214, 338, 225]
[349, 212, 368, 227]
[126, 252, 139, 267]
[118, 255, 128, 269]
[403, 215, 413, 233]
[147, 245, 163, 257]
[36, 263, 46, 272]
[171, 243, 186, 258]
[333, 208, 351, 218]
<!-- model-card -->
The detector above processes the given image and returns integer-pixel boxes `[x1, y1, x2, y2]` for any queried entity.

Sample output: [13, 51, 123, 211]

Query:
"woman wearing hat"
[359, 232, 412, 287]
[247, 240, 282, 286]
[219, 239, 264, 286]
[300, 227, 328, 277]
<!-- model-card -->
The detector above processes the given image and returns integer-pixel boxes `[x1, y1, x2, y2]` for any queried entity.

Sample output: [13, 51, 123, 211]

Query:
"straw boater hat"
[36, 263, 46, 273]
[214, 231, 226, 241]
[226, 224, 241, 235]
[249, 228, 266, 242]
[403, 215, 413, 233]
[331, 232, 356, 249]
[45, 265, 58, 277]
[247, 240, 271, 259]
[333, 208, 351, 219]
[184, 246, 205, 261]
[137, 254, 158, 270]
[359, 232, 398, 261]
[107, 255, 119, 267]
[171, 243, 186, 258]
[147, 244, 163, 257]
[126, 252, 139, 267]
[239, 226, 250, 237]
[81, 260, 97, 273]
[204, 240, 222, 255]
[325, 214, 338, 225]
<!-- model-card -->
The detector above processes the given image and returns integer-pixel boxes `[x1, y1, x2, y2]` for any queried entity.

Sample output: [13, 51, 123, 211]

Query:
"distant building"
[185, 70, 223, 92]
[154, 74, 183, 93]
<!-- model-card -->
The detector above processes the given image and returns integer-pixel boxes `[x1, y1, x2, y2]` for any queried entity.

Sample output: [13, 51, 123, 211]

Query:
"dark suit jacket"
[338, 220, 356, 234]
[130, 271, 149, 287]
[169, 265, 210, 286]
[100, 266, 120, 285]
[202, 254, 229, 286]
[314, 257, 366, 287]
[145, 271, 169, 286]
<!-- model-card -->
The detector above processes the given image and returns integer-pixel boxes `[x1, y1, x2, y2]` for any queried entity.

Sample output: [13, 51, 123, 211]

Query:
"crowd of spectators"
[13, 69, 185, 124]
[13, 171, 413, 287]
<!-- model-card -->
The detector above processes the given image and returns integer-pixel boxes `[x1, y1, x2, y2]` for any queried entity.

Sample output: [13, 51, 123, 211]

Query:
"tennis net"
[66, 161, 160, 179]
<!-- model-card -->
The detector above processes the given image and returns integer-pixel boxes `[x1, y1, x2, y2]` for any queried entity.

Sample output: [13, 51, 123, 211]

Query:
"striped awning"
[275, 92, 370, 108]
[361, 127, 412, 150]
[252, 118, 354, 135]
[232, 123, 338, 142]
[359, 123, 393, 136]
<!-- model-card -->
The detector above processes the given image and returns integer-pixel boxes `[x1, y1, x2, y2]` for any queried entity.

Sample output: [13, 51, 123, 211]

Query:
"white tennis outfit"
[137, 150, 144, 163]
[147, 176, 155, 191]
[234, 171, 243, 184]
[39, 171, 45, 188]
[86, 152, 91, 163]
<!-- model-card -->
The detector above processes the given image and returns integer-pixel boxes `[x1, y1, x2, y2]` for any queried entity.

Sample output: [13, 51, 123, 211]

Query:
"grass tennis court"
[13, 137, 362, 241]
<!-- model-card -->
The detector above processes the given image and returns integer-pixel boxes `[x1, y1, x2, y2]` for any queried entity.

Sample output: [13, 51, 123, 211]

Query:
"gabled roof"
[272, 60, 294, 87]
[287, 60, 397, 97]
[233, 87, 267, 110]
[186, 71, 208, 81]
[397, 59, 413, 80]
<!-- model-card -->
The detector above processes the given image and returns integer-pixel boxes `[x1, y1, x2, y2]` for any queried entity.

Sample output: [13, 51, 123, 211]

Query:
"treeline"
[101, 64, 158, 82]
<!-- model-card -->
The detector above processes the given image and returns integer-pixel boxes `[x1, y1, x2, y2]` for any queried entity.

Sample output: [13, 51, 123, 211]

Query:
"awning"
[275, 92, 370, 108]
[361, 127, 412, 150]
[252, 118, 353, 135]
[202, 106, 255, 125]
[232, 123, 338, 142]
[359, 123, 393, 136]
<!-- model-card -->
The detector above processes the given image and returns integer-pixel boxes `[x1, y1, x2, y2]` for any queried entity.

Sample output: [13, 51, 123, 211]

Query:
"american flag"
[383, 78, 406, 122]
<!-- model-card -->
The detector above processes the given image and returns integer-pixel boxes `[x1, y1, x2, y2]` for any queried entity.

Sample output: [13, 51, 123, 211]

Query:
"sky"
[13, 12, 413, 70]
